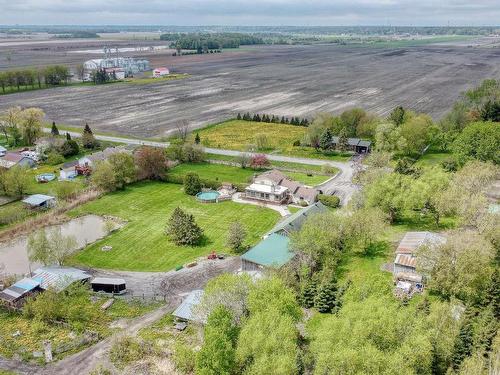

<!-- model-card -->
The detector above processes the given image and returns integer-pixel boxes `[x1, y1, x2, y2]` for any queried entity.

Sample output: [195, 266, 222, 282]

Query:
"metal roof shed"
[241, 233, 294, 271]
[172, 290, 205, 322]
[32, 267, 91, 292]
[22, 194, 56, 208]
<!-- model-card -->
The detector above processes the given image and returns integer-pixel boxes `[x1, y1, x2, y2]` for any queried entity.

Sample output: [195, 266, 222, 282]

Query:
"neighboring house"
[248, 170, 319, 205]
[241, 233, 294, 271]
[393, 231, 446, 279]
[331, 137, 372, 153]
[78, 147, 131, 168]
[267, 201, 327, 237]
[172, 289, 205, 323]
[0, 152, 36, 169]
[0, 267, 91, 309]
[22, 194, 57, 209]
[0, 145, 7, 157]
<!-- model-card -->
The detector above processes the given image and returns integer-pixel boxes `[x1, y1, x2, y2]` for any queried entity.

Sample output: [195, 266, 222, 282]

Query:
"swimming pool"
[36, 173, 56, 183]
[196, 190, 220, 203]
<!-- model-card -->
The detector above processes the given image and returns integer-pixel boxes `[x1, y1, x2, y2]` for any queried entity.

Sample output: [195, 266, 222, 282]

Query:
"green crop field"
[192, 120, 351, 161]
[67, 182, 280, 271]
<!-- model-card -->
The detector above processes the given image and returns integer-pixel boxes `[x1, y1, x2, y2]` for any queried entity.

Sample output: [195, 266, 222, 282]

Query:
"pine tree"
[194, 133, 201, 144]
[237, 113, 242, 120]
[314, 279, 338, 313]
[183, 173, 202, 196]
[301, 279, 318, 308]
[452, 308, 476, 370]
[226, 221, 246, 252]
[281, 116, 286, 124]
[50, 121, 59, 136]
[166, 207, 203, 246]
[66, 132, 71, 140]
[319, 128, 333, 151]
[83, 123, 93, 135]
[82, 123, 98, 149]
[338, 128, 349, 152]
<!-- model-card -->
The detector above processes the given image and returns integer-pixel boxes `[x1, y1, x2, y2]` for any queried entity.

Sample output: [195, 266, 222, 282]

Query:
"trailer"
[91, 277, 126, 295]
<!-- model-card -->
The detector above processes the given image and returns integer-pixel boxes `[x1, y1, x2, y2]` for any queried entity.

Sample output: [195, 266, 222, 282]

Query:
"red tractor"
[207, 251, 217, 260]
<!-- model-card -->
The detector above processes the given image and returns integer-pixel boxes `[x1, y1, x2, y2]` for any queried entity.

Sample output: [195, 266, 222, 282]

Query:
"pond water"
[0, 215, 107, 276]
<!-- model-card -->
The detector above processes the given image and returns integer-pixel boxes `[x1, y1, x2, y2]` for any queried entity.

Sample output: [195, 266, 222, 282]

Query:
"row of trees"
[237, 112, 310, 126]
[0, 65, 70, 93]
[162, 32, 264, 52]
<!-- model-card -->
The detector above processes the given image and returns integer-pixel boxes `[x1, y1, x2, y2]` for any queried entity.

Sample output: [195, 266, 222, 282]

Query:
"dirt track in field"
[0, 39, 499, 138]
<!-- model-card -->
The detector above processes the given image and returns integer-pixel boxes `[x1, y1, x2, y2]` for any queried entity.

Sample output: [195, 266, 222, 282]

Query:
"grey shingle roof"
[268, 201, 327, 236]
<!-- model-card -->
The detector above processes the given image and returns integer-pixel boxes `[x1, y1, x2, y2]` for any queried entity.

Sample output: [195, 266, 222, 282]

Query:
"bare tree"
[175, 119, 190, 142]
[75, 64, 85, 81]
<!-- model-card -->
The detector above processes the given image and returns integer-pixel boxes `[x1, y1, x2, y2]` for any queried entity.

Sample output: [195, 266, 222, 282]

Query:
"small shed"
[393, 253, 417, 274]
[91, 277, 126, 294]
[172, 290, 205, 322]
[32, 267, 91, 292]
[0, 278, 42, 309]
[241, 233, 293, 271]
[22, 194, 56, 209]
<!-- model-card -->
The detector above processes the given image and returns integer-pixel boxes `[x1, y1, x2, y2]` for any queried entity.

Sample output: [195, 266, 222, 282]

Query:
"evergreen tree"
[338, 128, 349, 152]
[65, 132, 71, 140]
[388, 106, 407, 126]
[301, 279, 318, 308]
[226, 221, 246, 252]
[281, 116, 286, 124]
[166, 207, 204, 246]
[314, 279, 338, 313]
[452, 309, 476, 370]
[237, 113, 242, 120]
[184, 173, 202, 196]
[82, 123, 98, 149]
[194, 133, 201, 145]
[319, 128, 333, 151]
[255, 114, 261, 122]
[50, 121, 59, 136]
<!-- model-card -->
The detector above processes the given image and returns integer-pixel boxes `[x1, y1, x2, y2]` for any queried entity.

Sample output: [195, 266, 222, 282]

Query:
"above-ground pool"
[36, 173, 56, 183]
[196, 190, 221, 203]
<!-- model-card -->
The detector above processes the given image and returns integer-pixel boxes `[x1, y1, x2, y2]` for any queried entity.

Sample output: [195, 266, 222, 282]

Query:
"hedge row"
[166, 174, 247, 192]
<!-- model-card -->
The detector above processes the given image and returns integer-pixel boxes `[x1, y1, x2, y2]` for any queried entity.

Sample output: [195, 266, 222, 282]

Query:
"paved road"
[43, 128, 357, 205]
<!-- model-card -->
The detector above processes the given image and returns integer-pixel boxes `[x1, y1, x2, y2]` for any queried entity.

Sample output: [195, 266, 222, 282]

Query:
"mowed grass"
[193, 120, 351, 161]
[67, 182, 280, 271]
[284, 171, 331, 186]
[415, 150, 452, 167]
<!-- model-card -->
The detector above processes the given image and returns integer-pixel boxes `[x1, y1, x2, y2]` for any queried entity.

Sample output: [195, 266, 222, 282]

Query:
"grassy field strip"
[68, 182, 280, 271]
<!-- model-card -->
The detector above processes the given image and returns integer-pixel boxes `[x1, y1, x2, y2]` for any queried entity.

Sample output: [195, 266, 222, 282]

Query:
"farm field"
[0, 40, 499, 138]
[169, 162, 332, 186]
[193, 120, 351, 161]
[67, 182, 280, 271]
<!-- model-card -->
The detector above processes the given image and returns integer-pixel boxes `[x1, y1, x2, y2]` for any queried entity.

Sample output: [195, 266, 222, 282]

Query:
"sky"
[0, 0, 499, 26]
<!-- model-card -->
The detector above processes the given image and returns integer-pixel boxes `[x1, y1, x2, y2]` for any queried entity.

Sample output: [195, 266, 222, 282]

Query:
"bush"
[250, 154, 270, 170]
[321, 163, 337, 175]
[55, 181, 79, 200]
[59, 139, 80, 157]
[441, 157, 459, 172]
[318, 194, 340, 208]
[293, 140, 301, 147]
[184, 172, 202, 195]
[110, 336, 153, 369]
[46, 150, 65, 165]
[172, 342, 196, 373]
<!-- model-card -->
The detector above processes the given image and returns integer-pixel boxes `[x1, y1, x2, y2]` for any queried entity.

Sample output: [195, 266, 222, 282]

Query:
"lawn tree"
[50, 121, 59, 136]
[166, 207, 204, 246]
[91, 160, 118, 192]
[250, 154, 270, 170]
[182, 143, 205, 163]
[236, 152, 250, 169]
[375, 122, 406, 153]
[134, 146, 168, 180]
[82, 123, 99, 149]
[194, 132, 201, 144]
[175, 119, 190, 142]
[59, 138, 80, 157]
[226, 221, 246, 252]
[307, 113, 333, 149]
[184, 172, 202, 195]
[108, 153, 136, 189]
[196, 306, 238, 375]
[388, 106, 409, 126]
[399, 114, 434, 156]
[20, 107, 44, 145]
[1, 166, 31, 197]
[27, 227, 77, 266]
[345, 207, 389, 252]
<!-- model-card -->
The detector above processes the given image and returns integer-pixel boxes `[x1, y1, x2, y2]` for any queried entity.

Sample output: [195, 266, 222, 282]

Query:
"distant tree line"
[54, 31, 99, 39]
[0, 65, 70, 93]
[161, 32, 264, 52]
[236, 112, 310, 126]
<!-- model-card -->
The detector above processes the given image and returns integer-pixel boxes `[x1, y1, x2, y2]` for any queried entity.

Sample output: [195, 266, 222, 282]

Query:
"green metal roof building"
[241, 233, 294, 271]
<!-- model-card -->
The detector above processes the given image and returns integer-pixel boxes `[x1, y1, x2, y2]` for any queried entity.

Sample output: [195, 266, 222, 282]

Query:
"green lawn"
[193, 120, 352, 162]
[67, 182, 280, 271]
[284, 171, 331, 186]
[415, 150, 452, 167]
[169, 162, 255, 184]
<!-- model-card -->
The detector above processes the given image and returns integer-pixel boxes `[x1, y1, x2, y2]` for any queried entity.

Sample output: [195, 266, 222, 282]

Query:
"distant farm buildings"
[153, 67, 170, 77]
[83, 57, 150, 81]
[330, 137, 372, 153]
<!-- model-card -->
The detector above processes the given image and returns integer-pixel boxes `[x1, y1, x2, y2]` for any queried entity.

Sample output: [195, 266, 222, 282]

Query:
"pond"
[0, 215, 108, 276]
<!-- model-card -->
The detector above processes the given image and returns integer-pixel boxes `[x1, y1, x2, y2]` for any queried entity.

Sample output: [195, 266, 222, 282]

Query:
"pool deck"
[232, 193, 290, 217]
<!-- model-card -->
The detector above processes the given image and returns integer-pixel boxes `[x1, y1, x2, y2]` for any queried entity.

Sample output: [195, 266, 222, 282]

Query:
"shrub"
[172, 342, 196, 373]
[321, 163, 337, 175]
[184, 172, 202, 195]
[46, 150, 65, 165]
[55, 181, 79, 200]
[441, 158, 459, 172]
[110, 336, 153, 369]
[182, 143, 205, 163]
[254, 133, 269, 150]
[250, 154, 270, 170]
[318, 194, 340, 208]
[292, 139, 301, 147]
[59, 139, 80, 157]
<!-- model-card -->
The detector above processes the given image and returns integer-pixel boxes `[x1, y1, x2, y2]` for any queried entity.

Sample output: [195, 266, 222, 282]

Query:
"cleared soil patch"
[67, 182, 280, 271]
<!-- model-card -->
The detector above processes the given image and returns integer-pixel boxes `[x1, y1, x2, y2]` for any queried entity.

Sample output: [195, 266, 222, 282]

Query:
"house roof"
[268, 201, 327, 236]
[0, 152, 24, 168]
[256, 170, 286, 184]
[394, 254, 417, 269]
[241, 233, 293, 268]
[330, 137, 371, 147]
[396, 231, 446, 254]
[82, 147, 130, 164]
[281, 178, 301, 194]
[294, 186, 318, 202]
[22, 194, 56, 206]
[358, 140, 372, 147]
[172, 289, 204, 322]
[0, 278, 41, 303]
[246, 183, 288, 195]
[32, 267, 91, 292]
[62, 160, 78, 169]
